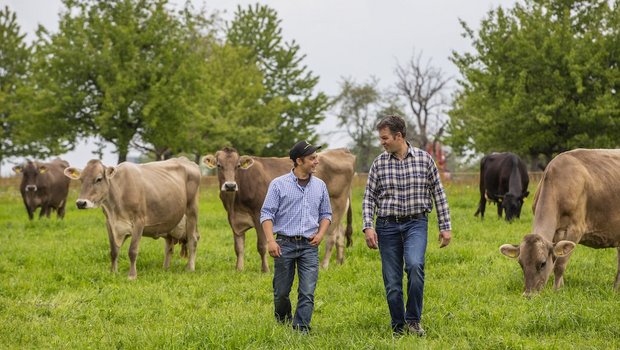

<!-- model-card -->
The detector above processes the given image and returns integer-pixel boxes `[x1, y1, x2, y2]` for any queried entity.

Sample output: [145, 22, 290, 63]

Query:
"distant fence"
[1, 172, 546, 190]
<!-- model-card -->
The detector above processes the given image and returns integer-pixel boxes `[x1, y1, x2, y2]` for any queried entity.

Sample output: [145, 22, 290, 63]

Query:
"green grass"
[1, 179, 619, 349]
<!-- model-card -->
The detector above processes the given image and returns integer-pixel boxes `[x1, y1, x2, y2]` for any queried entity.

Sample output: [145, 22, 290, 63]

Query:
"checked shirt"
[362, 144, 451, 232]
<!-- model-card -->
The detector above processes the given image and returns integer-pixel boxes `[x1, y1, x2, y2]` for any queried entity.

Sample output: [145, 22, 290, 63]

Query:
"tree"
[394, 50, 451, 154]
[448, 0, 620, 164]
[0, 6, 36, 164]
[227, 4, 330, 155]
[33, 0, 212, 163]
[186, 42, 275, 158]
[333, 77, 402, 171]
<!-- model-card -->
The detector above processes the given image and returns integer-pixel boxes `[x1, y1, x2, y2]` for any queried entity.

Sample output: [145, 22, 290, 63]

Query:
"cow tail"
[345, 197, 353, 247]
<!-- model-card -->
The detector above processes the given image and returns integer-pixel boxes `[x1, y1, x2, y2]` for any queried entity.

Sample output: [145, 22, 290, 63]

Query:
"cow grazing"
[500, 149, 620, 296]
[64, 157, 201, 280]
[202, 147, 355, 272]
[474, 152, 529, 221]
[12, 159, 71, 220]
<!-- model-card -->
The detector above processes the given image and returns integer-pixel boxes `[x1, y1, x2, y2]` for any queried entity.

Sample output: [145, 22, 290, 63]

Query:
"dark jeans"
[376, 216, 428, 330]
[273, 237, 319, 330]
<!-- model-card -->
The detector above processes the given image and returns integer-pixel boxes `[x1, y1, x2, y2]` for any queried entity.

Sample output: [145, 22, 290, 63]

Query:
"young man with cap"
[260, 140, 332, 334]
[363, 115, 452, 336]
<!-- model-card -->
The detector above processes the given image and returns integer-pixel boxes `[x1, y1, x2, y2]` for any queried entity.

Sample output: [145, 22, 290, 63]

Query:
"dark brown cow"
[202, 147, 355, 272]
[64, 157, 201, 280]
[474, 152, 529, 221]
[12, 159, 71, 220]
[500, 149, 620, 295]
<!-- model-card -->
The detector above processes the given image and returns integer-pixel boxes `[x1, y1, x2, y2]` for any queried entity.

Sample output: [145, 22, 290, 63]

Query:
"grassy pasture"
[0, 176, 618, 349]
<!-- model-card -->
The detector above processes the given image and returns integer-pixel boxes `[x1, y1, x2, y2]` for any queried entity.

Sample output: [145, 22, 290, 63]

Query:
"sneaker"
[392, 324, 406, 337]
[407, 322, 426, 336]
[292, 325, 311, 334]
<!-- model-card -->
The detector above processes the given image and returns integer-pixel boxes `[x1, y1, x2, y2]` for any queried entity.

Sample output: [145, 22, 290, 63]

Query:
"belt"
[276, 234, 310, 241]
[379, 212, 427, 223]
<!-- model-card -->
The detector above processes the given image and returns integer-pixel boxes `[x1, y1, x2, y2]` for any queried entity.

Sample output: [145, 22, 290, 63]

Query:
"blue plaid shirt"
[362, 144, 451, 232]
[260, 171, 332, 238]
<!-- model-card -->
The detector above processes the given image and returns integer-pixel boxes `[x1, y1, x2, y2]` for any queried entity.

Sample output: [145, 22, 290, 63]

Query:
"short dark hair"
[376, 115, 406, 138]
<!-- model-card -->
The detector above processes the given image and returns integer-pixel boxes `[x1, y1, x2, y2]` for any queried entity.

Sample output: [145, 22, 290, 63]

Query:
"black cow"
[12, 159, 71, 220]
[474, 152, 529, 221]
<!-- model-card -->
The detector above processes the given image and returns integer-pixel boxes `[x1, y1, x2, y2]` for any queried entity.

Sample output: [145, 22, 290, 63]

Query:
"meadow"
[0, 176, 618, 350]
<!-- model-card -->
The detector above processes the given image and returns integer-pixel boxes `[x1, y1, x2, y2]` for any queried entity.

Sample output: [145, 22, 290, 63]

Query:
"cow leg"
[163, 238, 174, 269]
[185, 210, 199, 272]
[127, 225, 144, 280]
[234, 233, 246, 271]
[497, 202, 503, 219]
[335, 226, 346, 265]
[255, 227, 270, 273]
[107, 227, 120, 274]
[474, 195, 486, 218]
[614, 248, 620, 290]
[553, 256, 570, 290]
[38, 205, 48, 219]
[57, 202, 66, 219]
[321, 227, 336, 270]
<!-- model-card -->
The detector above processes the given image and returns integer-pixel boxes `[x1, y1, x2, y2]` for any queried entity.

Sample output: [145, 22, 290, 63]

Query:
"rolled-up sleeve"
[260, 181, 280, 224]
[318, 183, 332, 222]
[362, 161, 378, 230]
[428, 158, 451, 232]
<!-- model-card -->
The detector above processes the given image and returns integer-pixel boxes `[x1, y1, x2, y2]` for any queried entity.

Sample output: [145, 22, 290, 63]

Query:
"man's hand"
[364, 228, 378, 249]
[439, 230, 452, 248]
[267, 240, 281, 257]
[309, 232, 324, 246]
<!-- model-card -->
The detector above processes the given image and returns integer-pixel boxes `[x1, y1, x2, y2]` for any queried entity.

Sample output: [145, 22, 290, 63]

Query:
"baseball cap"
[289, 140, 322, 160]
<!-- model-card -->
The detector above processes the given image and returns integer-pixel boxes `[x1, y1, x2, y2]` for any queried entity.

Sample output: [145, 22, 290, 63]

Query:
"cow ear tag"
[64, 167, 81, 180]
[106, 167, 117, 178]
[499, 244, 520, 259]
[39, 166, 48, 174]
[12, 165, 23, 174]
[239, 157, 254, 169]
[202, 155, 217, 169]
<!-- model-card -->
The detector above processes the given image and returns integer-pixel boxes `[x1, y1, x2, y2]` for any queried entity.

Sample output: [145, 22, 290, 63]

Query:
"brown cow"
[500, 149, 620, 296]
[64, 157, 201, 280]
[202, 147, 355, 272]
[12, 159, 71, 220]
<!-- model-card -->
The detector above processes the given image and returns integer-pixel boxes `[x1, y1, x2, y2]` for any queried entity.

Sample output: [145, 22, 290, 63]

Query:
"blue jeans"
[273, 238, 319, 329]
[376, 216, 428, 330]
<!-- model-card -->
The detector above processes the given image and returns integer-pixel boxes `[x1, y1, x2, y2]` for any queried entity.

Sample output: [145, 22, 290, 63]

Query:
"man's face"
[297, 153, 319, 173]
[378, 127, 401, 153]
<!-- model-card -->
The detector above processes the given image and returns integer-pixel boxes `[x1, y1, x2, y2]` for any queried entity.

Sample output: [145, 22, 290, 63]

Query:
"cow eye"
[95, 176, 103, 183]
[216, 163, 222, 168]
[538, 261, 547, 270]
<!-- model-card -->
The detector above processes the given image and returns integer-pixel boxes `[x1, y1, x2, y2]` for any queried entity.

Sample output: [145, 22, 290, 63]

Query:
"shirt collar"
[287, 169, 312, 183]
[388, 142, 415, 160]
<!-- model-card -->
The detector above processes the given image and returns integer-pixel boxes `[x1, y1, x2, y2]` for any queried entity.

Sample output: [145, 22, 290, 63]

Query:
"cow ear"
[202, 155, 217, 169]
[106, 166, 117, 178]
[39, 165, 48, 174]
[12, 165, 23, 174]
[239, 156, 254, 170]
[499, 244, 520, 259]
[553, 241, 576, 257]
[64, 167, 81, 180]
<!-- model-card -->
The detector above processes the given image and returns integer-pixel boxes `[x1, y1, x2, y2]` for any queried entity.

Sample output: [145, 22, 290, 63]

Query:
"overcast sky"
[2, 0, 519, 175]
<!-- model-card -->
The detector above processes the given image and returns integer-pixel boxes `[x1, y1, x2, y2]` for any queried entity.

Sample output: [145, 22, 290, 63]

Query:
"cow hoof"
[128, 275, 137, 281]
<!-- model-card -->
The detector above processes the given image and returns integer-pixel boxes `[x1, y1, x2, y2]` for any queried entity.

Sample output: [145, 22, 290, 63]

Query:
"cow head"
[64, 159, 117, 209]
[500, 234, 575, 296]
[13, 160, 48, 192]
[202, 147, 254, 192]
[502, 194, 522, 221]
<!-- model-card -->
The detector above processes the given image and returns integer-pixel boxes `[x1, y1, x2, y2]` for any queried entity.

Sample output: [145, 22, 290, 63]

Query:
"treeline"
[1, 0, 328, 165]
[2, 0, 619, 172]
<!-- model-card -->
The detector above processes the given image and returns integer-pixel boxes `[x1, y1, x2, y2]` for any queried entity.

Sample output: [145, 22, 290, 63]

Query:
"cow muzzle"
[222, 182, 238, 192]
[25, 185, 37, 192]
[76, 199, 96, 209]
